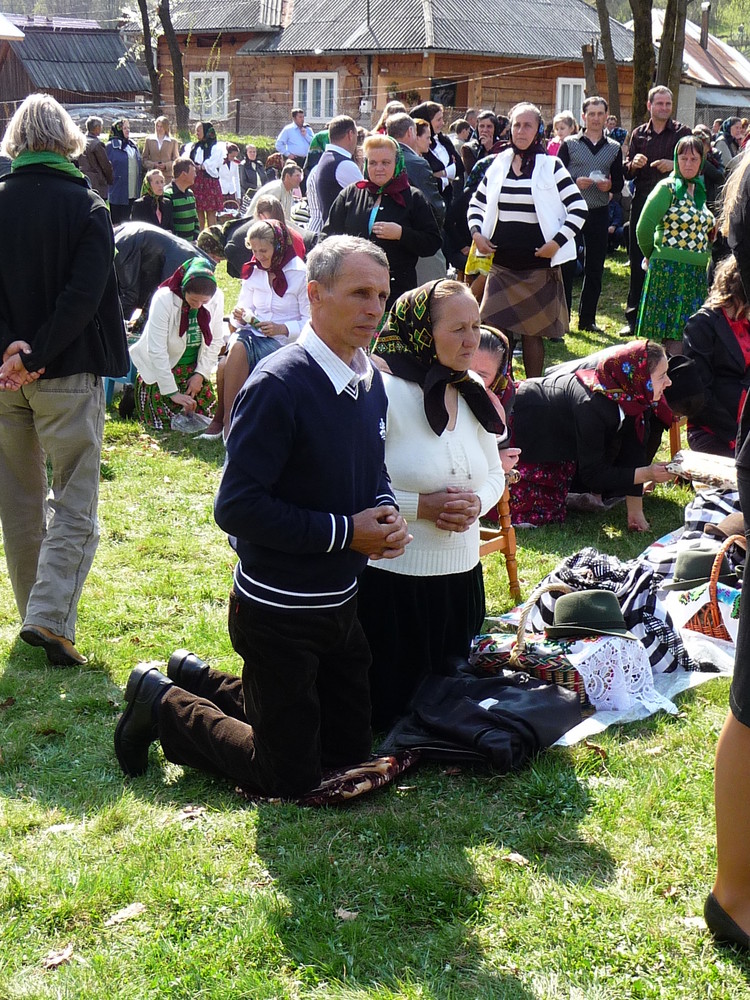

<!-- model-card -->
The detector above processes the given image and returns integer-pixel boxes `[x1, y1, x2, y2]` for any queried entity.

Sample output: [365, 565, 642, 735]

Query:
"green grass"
[1, 256, 748, 998]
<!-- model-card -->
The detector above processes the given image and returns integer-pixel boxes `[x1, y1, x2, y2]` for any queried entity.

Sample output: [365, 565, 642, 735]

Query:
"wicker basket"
[474, 581, 590, 705]
[683, 533, 745, 642]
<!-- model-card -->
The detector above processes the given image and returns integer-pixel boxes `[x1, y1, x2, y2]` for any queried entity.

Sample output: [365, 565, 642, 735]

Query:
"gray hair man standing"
[77, 115, 114, 199]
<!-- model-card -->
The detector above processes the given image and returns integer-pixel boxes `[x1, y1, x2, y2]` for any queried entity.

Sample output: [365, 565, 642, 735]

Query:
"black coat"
[113, 222, 212, 316]
[513, 371, 647, 497]
[683, 306, 750, 454]
[0, 164, 127, 379]
[239, 158, 267, 197]
[130, 194, 174, 231]
[323, 182, 442, 305]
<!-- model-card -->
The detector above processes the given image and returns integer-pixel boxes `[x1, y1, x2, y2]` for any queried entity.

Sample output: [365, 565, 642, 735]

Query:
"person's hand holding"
[472, 232, 496, 256]
[372, 221, 402, 241]
[595, 178, 612, 192]
[0, 343, 44, 390]
[500, 447, 521, 474]
[185, 373, 204, 398]
[351, 505, 412, 559]
[646, 462, 674, 484]
[630, 153, 648, 171]
[170, 391, 197, 413]
[535, 239, 561, 260]
[258, 321, 288, 338]
[577, 176, 594, 189]
[652, 158, 673, 174]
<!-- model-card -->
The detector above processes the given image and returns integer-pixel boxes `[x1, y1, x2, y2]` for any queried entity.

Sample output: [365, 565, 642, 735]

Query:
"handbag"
[470, 581, 589, 705]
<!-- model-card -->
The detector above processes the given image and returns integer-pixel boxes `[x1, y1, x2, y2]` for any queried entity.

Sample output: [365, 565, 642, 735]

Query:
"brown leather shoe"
[20, 625, 87, 666]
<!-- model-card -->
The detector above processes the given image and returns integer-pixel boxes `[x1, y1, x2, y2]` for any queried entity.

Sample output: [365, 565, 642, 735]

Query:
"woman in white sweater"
[359, 280, 506, 728]
[222, 219, 310, 437]
[129, 258, 223, 429]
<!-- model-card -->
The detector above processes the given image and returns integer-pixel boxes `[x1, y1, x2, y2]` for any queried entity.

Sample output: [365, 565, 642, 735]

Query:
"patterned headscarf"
[240, 219, 297, 297]
[159, 257, 216, 344]
[374, 281, 505, 437]
[356, 138, 411, 208]
[109, 119, 136, 151]
[140, 174, 162, 199]
[576, 340, 672, 443]
[308, 130, 329, 154]
[190, 122, 217, 161]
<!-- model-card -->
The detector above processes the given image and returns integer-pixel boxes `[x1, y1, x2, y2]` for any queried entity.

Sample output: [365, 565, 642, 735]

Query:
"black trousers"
[158, 591, 373, 797]
[561, 205, 609, 327]
[625, 193, 648, 333]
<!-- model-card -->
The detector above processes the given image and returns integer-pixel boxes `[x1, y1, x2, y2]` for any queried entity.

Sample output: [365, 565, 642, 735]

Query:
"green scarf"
[671, 141, 707, 210]
[11, 150, 85, 179]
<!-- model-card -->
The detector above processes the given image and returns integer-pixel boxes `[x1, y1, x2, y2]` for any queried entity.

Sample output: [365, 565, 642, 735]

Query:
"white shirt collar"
[299, 323, 373, 396]
[326, 143, 353, 160]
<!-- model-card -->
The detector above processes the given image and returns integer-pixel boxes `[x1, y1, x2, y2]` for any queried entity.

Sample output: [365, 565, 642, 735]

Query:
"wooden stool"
[479, 485, 522, 602]
[669, 416, 687, 460]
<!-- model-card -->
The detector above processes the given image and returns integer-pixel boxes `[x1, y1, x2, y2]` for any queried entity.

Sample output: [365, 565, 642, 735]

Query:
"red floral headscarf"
[241, 219, 297, 297]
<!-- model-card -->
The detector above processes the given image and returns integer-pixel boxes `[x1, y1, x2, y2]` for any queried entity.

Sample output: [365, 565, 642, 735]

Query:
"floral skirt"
[192, 170, 224, 213]
[510, 460, 577, 526]
[636, 257, 708, 342]
[134, 363, 215, 431]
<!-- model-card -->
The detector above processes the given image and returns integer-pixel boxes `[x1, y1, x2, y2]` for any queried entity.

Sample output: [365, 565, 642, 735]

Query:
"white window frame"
[294, 72, 338, 123]
[189, 71, 230, 120]
[556, 77, 585, 117]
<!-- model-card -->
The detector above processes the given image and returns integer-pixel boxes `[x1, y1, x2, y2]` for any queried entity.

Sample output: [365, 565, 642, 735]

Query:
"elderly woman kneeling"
[129, 258, 223, 429]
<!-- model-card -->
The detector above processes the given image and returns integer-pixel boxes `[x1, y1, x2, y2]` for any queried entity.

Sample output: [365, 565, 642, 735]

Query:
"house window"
[294, 72, 337, 121]
[189, 72, 229, 120]
[556, 77, 585, 116]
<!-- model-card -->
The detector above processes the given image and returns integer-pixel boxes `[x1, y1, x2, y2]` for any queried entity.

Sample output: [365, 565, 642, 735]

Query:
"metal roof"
[8, 27, 146, 95]
[170, 0, 282, 32]
[0, 13, 24, 40]
[650, 10, 750, 89]
[695, 87, 750, 108]
[237, 0, 634, 62]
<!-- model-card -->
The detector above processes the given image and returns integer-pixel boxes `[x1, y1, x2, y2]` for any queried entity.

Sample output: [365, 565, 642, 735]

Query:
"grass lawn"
[1, 255, 749, 998]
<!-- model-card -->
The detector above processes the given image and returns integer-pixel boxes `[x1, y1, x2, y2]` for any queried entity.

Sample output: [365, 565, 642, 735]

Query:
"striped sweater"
[164, 181, 199, 241]
[468, 151, 587, 269]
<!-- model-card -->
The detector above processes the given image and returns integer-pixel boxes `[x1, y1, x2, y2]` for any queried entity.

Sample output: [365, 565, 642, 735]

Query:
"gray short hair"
[3, 93, 86, 159]
[386, 113, 415, 140]
[308, 236, 389, 287]
[85, 116, 103, 133]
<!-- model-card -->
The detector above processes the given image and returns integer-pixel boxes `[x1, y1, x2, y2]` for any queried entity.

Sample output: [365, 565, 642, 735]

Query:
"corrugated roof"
[9, 28, 146, 95]
[237, 0, 634, 61]
[170, 0, 282, 32]
[7, 14, 102, 31]
[695, 87, 750, 108]
[650, 10, 750, 89]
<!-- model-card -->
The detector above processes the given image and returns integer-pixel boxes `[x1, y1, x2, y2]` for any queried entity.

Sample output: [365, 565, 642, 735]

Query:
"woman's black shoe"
[704, 892, 750, 949]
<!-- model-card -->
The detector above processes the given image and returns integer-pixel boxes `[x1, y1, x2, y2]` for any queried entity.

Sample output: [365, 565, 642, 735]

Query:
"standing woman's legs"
[709, 465, 750, 942]
[521, 336, 545, 379]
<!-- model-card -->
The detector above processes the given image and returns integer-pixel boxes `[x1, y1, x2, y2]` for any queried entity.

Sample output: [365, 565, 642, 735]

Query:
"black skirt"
[357, 562, 485, 731]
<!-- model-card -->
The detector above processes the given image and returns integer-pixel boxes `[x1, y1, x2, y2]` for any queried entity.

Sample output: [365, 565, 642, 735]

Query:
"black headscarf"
[109, 119, 137, 151]
[190, 122, 218, 161]
[373, 281, 505, 437]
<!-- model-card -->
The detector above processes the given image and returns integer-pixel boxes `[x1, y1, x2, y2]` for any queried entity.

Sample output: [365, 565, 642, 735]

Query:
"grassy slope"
[1, 256, 748, 999]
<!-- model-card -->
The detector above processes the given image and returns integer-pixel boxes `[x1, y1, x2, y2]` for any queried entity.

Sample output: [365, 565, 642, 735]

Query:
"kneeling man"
[115, 236, 410, 795]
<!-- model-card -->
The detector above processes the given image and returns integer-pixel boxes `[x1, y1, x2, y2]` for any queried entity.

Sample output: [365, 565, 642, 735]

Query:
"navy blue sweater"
[214, 343, 395, 609]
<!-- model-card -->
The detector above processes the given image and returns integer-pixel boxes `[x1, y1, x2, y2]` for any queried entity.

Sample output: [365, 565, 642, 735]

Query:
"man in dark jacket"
[0, 95, 128, 666]
[77, 116, 114, 199]
[114, 237, 411, 793]
[386, 112, 445, 226]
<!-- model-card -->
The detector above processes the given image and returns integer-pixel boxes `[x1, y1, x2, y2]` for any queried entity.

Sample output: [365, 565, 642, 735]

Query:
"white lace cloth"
[560, 636, 676, 714]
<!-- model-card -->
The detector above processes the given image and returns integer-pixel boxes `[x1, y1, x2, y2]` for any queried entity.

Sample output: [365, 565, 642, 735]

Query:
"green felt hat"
[545, 590, 636, 641]
[662, 544, 738, 592]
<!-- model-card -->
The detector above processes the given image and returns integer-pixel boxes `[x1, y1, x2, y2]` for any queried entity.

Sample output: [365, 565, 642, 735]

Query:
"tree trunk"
[656, 0, 677, 87]
[629, 0, 655, 127]
[595, 0, 621, 121]
[137, 0, 161, 117]
[668, 0, 689, 107]
[582, 44, 598, 98]
[157, 0, 189, 137]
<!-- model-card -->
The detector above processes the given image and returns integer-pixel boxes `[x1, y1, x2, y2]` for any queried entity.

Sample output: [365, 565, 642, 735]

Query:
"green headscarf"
[672, 137, 707, 209]
[308, 130, 329, 153]
[140, 174, 161, 198]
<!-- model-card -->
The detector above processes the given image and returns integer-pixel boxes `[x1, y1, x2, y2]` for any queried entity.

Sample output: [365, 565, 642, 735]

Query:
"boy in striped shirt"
[164, 157, 199, 241]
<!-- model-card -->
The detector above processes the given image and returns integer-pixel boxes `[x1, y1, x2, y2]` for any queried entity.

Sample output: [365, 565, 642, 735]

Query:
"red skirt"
[193, 169, 224, 212]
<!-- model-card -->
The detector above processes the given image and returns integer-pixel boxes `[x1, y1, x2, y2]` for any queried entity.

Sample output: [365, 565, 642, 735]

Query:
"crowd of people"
[4, 89, 750, 951]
